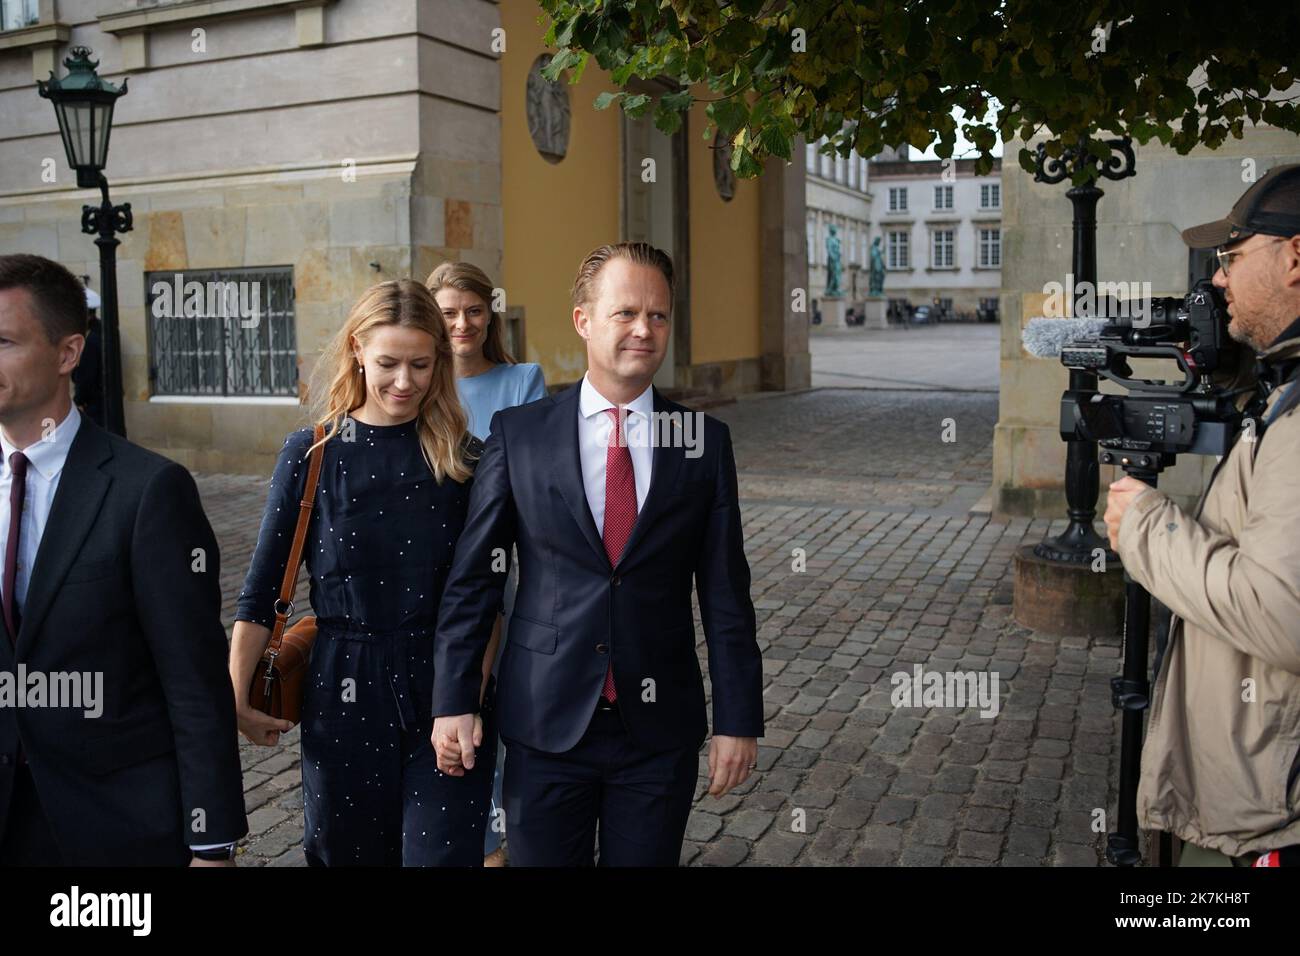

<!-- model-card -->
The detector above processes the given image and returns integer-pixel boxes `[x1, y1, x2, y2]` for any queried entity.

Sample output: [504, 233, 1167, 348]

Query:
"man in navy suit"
[0, 254, 246, 865]
[432, 241, 763, 866]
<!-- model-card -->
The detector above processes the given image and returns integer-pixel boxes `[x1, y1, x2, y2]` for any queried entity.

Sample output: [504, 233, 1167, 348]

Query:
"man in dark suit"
[432, 241, 763, 866]
[0, 254, 247, 866]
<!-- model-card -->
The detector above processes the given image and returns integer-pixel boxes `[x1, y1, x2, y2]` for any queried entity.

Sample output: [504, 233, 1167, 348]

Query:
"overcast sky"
[912, 103, 1005, 160]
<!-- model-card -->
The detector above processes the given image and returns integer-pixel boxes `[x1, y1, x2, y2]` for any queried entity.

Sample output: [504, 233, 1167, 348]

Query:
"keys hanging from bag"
[249, 424, 325, 725]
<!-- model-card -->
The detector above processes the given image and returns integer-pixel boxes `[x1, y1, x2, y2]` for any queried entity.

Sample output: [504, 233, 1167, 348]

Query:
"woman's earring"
[357, 364, 364, 373]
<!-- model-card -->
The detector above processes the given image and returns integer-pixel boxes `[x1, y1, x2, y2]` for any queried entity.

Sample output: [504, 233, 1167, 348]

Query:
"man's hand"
[235, 704, 294, 747]
[1105, 476, 1154, 551]
[432, 714, 482, 776]
[707, 735, 758, 797]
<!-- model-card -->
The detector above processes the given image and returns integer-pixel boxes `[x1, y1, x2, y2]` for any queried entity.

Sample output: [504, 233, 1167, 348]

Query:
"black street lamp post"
[38, 46, 131, 437]
[1032, 137, 1136, 563]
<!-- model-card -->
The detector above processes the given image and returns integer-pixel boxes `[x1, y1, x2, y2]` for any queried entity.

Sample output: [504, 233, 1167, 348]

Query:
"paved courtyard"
[199, 349, 1126, 866]
[810, 322, 999, 392]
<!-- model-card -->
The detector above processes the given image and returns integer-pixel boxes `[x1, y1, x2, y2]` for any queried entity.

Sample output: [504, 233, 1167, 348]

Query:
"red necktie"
[4, 451, 28, 643]
[601, 407, 637, 702]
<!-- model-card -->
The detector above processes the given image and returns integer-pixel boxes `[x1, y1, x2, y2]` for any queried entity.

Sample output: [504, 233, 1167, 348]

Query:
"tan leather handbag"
[249, 425, 325, 725]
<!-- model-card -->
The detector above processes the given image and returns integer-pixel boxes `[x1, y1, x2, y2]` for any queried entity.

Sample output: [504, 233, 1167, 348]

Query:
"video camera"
[1054, 280, 1249, 473]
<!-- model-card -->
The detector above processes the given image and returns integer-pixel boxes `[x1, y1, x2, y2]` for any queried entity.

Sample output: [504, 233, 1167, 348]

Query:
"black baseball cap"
[1182, 163, 1300, 248]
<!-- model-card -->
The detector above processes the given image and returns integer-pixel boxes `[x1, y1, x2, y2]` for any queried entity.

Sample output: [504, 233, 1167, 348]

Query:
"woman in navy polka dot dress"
[229, 279, 496, 866]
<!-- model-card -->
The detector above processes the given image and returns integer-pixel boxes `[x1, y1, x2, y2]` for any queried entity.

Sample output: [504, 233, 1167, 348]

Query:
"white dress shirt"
[0, 404, 82, 614]
[578, 372, 653, 534]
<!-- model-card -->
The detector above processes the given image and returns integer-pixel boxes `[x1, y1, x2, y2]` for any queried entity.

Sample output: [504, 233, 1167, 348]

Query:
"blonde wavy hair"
[306, 279, 471, 483]
[426, 260, 518, 365]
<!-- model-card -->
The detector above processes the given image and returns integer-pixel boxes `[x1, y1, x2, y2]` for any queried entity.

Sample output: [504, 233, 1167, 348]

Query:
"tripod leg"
[1106, 468, 1158, 866]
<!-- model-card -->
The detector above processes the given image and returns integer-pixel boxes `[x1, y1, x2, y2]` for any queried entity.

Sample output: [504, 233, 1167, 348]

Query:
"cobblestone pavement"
[198, 387, 1122, 867]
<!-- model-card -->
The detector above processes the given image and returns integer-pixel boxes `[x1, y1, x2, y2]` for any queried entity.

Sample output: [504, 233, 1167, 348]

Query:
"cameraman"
[1104, 164, 1300, 866]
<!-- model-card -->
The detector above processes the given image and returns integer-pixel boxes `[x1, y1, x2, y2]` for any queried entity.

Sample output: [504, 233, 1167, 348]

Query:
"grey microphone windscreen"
[1021, 317, 1109, 358]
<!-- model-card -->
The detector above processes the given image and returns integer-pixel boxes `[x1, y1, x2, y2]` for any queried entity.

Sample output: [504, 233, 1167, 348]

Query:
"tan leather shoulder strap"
[267, 424, 326, 652]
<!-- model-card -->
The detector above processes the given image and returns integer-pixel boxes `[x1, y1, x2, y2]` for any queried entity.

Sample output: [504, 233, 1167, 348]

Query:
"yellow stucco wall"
[500, 2, 621, 385]
[688, 103, 762, 366]
[501, 5, 764, 384]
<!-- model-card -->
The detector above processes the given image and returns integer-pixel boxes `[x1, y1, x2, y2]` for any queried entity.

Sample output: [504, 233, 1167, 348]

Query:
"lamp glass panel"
[60, 101, 96, 168]
[93, 103, 114, 167]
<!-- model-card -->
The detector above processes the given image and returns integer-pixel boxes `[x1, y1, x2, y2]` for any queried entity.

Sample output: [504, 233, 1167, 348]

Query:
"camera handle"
[1103, 458, 1174, 867]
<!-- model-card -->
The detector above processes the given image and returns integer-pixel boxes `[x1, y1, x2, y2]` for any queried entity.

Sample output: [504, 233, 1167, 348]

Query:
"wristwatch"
[192, 844, 237, 862]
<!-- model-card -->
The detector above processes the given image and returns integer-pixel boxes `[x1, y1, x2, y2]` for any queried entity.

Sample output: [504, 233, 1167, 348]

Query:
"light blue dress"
[456, 362, 547, 441]
[455, 361, 546, 857]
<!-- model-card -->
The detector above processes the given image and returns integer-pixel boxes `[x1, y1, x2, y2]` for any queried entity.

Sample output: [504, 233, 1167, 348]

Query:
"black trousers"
[0, 765, 63, 866]
[502, 704, 698, 866]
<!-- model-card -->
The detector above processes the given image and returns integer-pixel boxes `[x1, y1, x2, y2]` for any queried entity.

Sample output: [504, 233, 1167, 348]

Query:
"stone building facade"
[804, 135, 873, 310]
[0, 0, 809, 473]
[867, 156, 1002, 322]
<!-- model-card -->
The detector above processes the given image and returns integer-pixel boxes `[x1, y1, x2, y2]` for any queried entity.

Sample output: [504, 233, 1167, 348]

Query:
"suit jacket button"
[611, 575, 621, 586]
[596, 644, 608, 654]
[0, 754, 11, 766]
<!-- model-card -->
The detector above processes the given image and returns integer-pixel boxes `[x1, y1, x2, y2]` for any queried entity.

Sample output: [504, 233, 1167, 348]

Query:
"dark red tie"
[601, 408, 637, 702]
[4, 451, 28, 643]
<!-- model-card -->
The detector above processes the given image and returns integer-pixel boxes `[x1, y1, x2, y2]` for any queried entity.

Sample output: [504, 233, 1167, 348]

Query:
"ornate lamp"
[38, 47, 131, 436]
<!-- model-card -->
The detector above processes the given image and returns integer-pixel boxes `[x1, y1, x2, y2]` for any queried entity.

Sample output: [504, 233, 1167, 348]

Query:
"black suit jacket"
[0, 418, 247, 865]
[434, 383, 764, 754]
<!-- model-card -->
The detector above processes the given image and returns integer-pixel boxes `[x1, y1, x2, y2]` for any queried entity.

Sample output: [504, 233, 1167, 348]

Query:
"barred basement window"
[146, 267, 298, 397]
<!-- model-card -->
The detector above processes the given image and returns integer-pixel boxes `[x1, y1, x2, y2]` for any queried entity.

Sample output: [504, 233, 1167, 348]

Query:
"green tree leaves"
[537, 0, 1300, 178]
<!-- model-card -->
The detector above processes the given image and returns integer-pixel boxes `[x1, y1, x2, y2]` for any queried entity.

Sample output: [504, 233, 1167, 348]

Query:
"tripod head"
[1099, 448, 1174, 482]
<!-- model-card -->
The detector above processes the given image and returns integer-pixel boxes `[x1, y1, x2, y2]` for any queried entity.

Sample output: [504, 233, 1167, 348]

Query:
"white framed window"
[980, 182, 1001, 209]
[807, 216, 818, 267]
[978, 227, 1001, 268]
[820, 150, 832, 180]
[1, 0, 38, 29]
[848, 154, 858, 190]
[931, 229, 954, 268]
[887, 231, 910, 269]
[859, 157, 869, 192]
[888, 187, 908, 212]
[933, 185, 953, 210]
[805, 141, 817, 173]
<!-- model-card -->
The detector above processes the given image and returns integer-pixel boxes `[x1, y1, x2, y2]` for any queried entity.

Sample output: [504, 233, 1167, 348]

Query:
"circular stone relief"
[526, 54, 571, 164]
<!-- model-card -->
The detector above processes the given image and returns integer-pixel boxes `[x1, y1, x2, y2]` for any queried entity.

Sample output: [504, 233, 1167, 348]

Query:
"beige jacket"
[1118, 335, 1300, 857]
